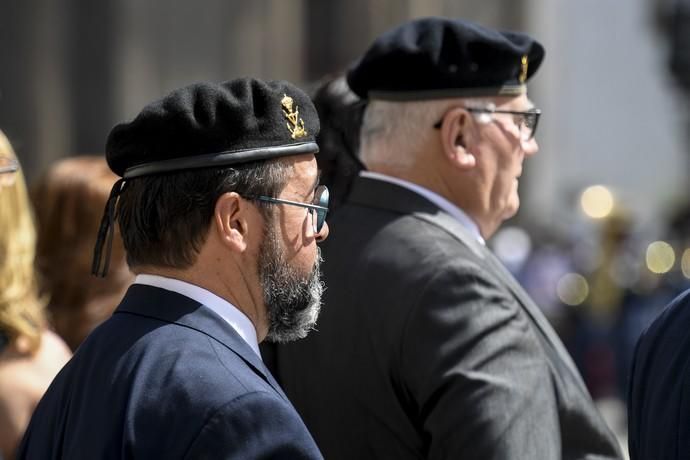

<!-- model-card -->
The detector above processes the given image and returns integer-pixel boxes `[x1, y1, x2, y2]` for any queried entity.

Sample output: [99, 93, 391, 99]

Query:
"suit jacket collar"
[349, 176, 487, 258]
[115, 284, 288, 400]
[348, 176, 587, 390]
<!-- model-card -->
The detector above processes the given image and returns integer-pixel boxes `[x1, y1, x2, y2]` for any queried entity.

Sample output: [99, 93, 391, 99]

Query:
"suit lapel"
[116, 284, 288, 400]
[420, 209, 582, 381]
[349, 177, 587, 390]
[480, 249, 586, 387]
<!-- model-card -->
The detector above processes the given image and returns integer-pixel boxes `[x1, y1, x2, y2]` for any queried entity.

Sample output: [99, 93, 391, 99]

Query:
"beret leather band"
[123, 142, 318, 179]
[368, 84, 526, 102]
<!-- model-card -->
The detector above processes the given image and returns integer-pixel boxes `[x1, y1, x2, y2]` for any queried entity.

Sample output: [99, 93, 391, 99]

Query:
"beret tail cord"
[91, 178, 127, 277]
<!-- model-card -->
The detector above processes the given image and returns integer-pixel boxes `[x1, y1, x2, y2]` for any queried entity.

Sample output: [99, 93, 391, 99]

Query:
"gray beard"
[259, 223, 324, 343]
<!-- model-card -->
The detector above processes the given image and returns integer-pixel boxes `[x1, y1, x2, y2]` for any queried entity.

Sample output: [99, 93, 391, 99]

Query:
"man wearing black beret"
[18, 78, 328, 459]
[274, 17, 623, 459]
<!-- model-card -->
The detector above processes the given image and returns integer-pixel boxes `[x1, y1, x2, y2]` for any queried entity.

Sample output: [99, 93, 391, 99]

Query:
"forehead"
[492, 93, 533, 110]
[283, 154, 318, 189]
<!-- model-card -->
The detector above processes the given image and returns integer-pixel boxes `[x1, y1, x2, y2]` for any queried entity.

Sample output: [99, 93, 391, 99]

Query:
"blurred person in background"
[627, 279, 690, 459]
[627, 201, 690, 460]
[0, 130, 71, 460]
[571, 210, 634, 402]
[274, 17, 622, 460]
[309, 74, 365, 214]
[31, 156, 133, 351]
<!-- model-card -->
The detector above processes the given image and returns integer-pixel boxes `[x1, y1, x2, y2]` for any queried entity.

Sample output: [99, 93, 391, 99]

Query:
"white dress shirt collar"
[133, 274, 261, 357]
[359, 170, 486, 245]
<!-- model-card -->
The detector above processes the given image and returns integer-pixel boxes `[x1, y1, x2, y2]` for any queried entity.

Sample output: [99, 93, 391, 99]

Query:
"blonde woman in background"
[0, 131, 70, 460]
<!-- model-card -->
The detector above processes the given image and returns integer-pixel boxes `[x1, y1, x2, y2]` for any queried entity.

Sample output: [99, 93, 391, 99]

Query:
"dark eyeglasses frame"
[0, 157, 19, 175]
[433, 107, 542, 141]
[248, 184, 329, 233]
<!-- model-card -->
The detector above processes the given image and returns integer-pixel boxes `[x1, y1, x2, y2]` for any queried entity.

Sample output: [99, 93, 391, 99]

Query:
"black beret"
[106, 78, 320, 178]
[347, 17, 545, 101]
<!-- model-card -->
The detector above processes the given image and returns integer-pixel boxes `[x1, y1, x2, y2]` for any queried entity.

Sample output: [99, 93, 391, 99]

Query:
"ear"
[439, 107, 476, 170]
[214, 192, 252, 253]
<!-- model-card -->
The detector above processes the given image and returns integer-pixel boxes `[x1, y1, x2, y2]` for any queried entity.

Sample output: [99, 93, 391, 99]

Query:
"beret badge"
[281, 94, 308, 139]
[519, 55, 528, 84]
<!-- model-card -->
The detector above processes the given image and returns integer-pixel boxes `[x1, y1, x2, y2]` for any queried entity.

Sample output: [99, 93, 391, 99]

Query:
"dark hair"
[117, 159, 291, 269]
[311, 74, 366, 213]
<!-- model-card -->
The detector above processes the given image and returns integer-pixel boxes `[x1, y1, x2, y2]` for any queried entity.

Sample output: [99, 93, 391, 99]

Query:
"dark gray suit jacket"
[19, 284, 322, 459]
[628, 288, 690, 459]
[273, 177, 621, 460]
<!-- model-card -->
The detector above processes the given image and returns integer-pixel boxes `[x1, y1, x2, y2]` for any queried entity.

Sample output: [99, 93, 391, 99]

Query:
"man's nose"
[522, 136, 539, 156]
[316, 221, 329, 242]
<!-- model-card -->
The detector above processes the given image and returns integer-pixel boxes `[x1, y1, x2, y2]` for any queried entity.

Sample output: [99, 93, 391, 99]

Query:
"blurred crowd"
[491, 198, 690, 438]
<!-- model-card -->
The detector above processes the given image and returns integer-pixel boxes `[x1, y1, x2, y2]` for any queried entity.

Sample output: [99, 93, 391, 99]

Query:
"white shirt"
[359, 170, 486, 245]
[134, 274, 261, 358]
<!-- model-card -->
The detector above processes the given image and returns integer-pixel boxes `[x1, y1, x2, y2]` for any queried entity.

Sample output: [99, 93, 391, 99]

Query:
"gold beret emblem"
[519, 55, 528, 84]
[281, 94, 307, 140]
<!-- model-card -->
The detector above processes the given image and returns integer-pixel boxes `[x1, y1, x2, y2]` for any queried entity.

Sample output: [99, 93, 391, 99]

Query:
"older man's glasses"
[0, 157, 19, 187]
[433, 107, 542, 141]
[251, 185, 329, 233]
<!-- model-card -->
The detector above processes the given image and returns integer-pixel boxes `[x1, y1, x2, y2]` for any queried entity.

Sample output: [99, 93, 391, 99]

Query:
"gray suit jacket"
[273, 177, 621, 460]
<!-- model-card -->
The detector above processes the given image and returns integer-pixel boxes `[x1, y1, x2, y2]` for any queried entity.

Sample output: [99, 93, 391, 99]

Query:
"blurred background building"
[0, 0, 532, 182]
[1, 0, 686, 214]
[2, 0, 689, 454]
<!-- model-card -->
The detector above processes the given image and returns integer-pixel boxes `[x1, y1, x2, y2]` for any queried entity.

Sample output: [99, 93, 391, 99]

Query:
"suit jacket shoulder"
[19, 285, 322, 460]
[628, 288, 690, 460]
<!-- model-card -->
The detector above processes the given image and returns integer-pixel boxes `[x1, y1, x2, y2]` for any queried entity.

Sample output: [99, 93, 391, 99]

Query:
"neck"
[135, 258, 268, 341]
[368, 158, 496, 240]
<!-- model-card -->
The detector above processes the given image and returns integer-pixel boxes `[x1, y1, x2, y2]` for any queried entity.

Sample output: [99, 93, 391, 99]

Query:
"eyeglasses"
[433, 106, 542, 141]
[0, 157, 19, 187]
[0, 157, 18, 175]
[249, 185, 329, 233]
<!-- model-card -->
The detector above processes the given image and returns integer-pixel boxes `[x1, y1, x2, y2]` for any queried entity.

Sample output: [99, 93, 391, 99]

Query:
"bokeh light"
[646, 241, 675, 274]
[492, 226, 532, 271]
[580, 185, 614, 219]
[681, 249, 690, 279]
[556, 273, 589, 306]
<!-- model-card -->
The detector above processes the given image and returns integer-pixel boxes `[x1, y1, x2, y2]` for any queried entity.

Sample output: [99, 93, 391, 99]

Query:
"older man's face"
[470, 94, 539, 230]
[258, 155, 329, 342]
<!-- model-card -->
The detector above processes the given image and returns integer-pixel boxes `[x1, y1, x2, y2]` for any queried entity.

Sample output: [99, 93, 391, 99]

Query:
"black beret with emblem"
[347, 17, 545, 101]
[93, 78, 319, 277]
[106, 78, 320, 178]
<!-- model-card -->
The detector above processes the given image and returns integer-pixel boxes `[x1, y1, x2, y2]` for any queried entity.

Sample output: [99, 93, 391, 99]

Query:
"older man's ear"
[439, 108, 476, 170]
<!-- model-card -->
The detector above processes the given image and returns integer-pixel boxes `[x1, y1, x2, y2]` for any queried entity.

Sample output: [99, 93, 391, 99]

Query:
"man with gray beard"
[19, 78, 328, 459]
[259, 219, 324, 343]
